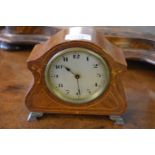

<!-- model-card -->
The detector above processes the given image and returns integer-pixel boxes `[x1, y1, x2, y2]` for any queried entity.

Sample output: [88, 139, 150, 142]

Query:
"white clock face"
[45, 47, 110, 104]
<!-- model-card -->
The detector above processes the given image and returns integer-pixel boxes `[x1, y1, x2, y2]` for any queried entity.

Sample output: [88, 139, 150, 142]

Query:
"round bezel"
[45, 47, 110, 104]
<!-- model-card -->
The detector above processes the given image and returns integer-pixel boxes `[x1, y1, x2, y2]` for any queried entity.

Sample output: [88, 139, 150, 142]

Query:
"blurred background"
[0, 26, 155, 129]
[0, 26, 155, 65]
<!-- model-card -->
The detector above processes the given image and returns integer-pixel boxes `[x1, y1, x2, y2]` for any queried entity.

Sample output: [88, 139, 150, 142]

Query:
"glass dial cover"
[45, 47, 110, 104]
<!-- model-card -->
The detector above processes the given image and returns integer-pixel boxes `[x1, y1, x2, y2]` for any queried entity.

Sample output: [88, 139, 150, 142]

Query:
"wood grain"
[25, 28, 127, 116]
[1, 26, 155, 65]
[0, 49, 155, 128]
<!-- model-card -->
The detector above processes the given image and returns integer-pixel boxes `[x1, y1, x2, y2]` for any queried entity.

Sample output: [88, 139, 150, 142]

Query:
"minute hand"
[76, 78, 81, 95]
[63, 65, 81, 95]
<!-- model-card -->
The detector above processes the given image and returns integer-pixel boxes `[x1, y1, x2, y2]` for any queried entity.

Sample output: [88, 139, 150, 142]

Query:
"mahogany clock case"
[25, 29, 127, 116]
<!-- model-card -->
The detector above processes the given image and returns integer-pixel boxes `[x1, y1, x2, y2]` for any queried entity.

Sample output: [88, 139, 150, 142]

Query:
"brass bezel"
[45, 47, 110, 104]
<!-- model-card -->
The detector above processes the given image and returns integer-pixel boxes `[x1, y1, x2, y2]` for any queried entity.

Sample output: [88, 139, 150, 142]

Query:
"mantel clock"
[25, 27, 127, 125]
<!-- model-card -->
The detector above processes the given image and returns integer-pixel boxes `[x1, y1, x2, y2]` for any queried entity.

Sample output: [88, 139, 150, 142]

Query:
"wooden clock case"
[25, 27, 127, 124]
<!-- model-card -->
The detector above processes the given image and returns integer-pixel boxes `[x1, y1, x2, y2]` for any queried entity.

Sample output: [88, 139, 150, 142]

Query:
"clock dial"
[45, 47, 110, 104]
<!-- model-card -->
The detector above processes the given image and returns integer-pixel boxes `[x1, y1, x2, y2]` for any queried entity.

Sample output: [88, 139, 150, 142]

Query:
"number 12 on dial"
[45, 47, 110, 104]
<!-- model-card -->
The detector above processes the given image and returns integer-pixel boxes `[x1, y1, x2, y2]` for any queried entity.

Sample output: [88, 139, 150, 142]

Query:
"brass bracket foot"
[27, 112, 44, 122]
[109, 115, 125, 125]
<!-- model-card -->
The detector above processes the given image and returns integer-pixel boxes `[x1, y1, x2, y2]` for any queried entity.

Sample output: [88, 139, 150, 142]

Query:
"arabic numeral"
[63, 57, 68, 62]
[73, 54, 80, 59]
[93, 64, 99, 68]
[55, 65, 63, 69]
[86, 56, 89, 61]
[66, 90, 70, 94]
[58, 83, 63, 87]
[76, 92, 80, 96]
[97, 73, 102, 78]
[51, 74, 59, 78]
[95, 83, 98, 87]
[87, 89, 91, 94]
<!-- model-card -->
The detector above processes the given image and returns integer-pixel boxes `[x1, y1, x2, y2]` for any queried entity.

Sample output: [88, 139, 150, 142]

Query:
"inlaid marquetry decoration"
[25, 27, 127, 124]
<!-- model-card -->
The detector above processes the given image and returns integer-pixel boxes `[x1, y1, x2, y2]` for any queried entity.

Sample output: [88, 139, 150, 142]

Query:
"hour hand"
[65, 67, 71, 72]
[63, 66, 76, 76]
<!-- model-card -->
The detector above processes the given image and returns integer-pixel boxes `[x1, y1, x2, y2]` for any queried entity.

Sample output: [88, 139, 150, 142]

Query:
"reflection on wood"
[0, 26, 155, 65]
[0, 49, 155, 128]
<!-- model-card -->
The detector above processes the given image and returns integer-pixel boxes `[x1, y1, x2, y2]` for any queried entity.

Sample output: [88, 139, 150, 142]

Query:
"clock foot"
[109, 115, 124, 125]
[27, 112, 44, 121]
